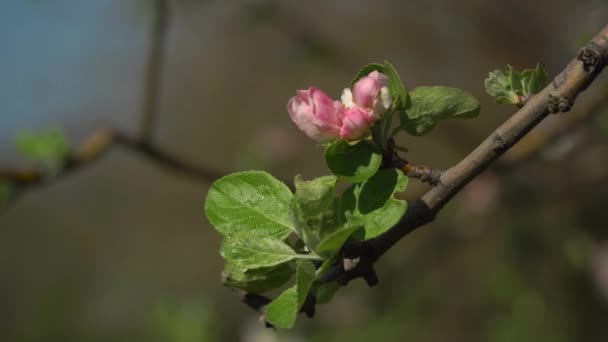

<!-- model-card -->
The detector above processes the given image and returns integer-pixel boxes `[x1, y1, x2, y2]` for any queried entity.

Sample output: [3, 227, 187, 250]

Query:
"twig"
[0, 0, 189, 208]
[402, 164, 443, 186]
[319, 24, 608, 287]
[140, 0, 170, 141]
[0, 129, 224, 206]
[241, 0, 337, 63]
[380, 138, 443, 186]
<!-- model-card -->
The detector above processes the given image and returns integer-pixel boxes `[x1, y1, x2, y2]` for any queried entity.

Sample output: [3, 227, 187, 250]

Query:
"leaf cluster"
[204, 167, 408, 328]
[204, 61, 484, 328]
[485, 64, 547, 105]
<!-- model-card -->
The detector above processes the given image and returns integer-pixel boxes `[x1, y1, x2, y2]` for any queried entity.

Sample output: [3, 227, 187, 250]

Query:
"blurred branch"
[0, 129, 224, 206]
[140, 0, 170, 141]
[318, 24, 608, 289]
[0, 0, 224, 209]
[241, 0, 337, 63]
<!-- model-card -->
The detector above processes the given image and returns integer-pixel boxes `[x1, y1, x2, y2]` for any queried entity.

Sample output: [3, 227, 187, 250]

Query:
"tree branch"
[500, 81, 608, 165]
[140, 0, 170, 141]
[0, 129, 224, 206]
[320, 24, 608, 285]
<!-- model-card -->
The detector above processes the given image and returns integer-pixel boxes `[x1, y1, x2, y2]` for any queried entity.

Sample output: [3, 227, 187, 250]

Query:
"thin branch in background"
[0, 0, 224, 209]
[241, 0, 338, 63]
[0, 129, 224, 207]
[140, 0, 170, 141]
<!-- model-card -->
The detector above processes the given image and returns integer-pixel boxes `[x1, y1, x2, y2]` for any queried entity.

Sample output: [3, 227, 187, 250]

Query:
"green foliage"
[485, 64, 547, 105]
[220, 233, 319, 270]
[325, 140, 382, 183]
[222, 262, 293, 293]
[399, 86, 480, 136]
[292, 175, 337, 220]
[290, 175, 340, 253]
[15, 128, 70, 171]
[204, 171, 295, 239]
[315, 223, 362, 257]
[383, 61, 410, 111]
[339, 168, 408, 239]
[265, 260, 316, 329]
[351, 63, 385, 85]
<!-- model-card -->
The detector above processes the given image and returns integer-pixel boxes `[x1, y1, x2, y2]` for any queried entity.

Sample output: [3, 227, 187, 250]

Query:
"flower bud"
[352, 71, 392, 118]
[287, 87, 342, 142]
[339, 106, 375, 140]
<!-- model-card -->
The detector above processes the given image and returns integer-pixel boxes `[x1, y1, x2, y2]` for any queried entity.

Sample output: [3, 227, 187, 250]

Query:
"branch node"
[548, 94, 573, 114]
[403, 164, 443, 186]
[517, 94, 532, 107]
[343, 257, 360, 271]
[332, 241, 379, 287]
[578, 42, 605, 73]
[491, 133, 508, 153]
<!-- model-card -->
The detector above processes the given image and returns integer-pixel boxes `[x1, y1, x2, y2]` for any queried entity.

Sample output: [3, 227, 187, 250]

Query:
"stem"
[140, 0, 170, 141]
[296, 253, 323, 261]
[382, 109, 394, 144]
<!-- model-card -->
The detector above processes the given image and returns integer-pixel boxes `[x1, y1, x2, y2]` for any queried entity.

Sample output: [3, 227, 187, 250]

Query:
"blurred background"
[1, 0, 608, 341]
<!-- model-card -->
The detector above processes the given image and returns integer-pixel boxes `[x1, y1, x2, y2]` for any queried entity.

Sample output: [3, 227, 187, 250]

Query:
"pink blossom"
[352, 71, 392, 117]
[339, 106, 375, 140]
[287, 87, 342, 142]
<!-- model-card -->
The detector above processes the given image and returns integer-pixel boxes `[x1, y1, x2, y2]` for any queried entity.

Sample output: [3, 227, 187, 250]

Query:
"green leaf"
[484, 69, 519, 104]
[15, 128, 70, 171]
[315, 282, 341, 304]
[220, 233, 318, 270]
[265, 260, 316, 329]
[401, 86, 480, 136]
[205, 171, 294, 239]
[222, 262, 294, 293]
[315, 258, 335, 276]
[484, 64, 548, 105]
[294, 260, 316, 307]
[293, 175, 337, 219]
[351, 63, 386, 85]
[507, 65, 524, 95]
[528, 64, 548, 95]
[315, 223, 362, 257]
[324, 140, 382, 183]
[383, 61, 410, 110]
[339, 168, 408, 240]
[290, 175, 340, 251]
